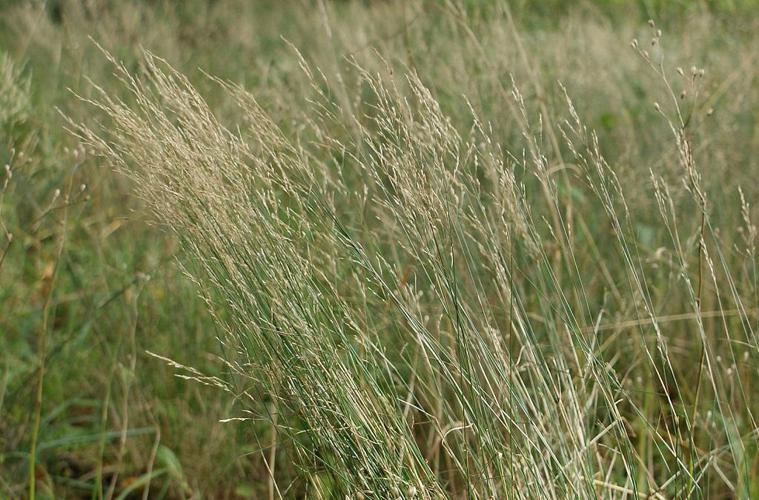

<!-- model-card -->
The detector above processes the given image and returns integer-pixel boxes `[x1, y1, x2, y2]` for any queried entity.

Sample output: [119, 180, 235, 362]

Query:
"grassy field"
[1, 0, 759, 498]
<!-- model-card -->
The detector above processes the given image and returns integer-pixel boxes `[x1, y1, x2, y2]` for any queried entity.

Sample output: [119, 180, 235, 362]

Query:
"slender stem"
[29, 188, 70, 498]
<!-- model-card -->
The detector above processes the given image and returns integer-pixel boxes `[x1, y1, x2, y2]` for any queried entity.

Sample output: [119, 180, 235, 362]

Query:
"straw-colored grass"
[2, 0, 759, 497]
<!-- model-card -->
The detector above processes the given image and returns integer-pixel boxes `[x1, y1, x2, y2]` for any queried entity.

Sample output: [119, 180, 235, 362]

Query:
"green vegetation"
[2, 0, 759, 497]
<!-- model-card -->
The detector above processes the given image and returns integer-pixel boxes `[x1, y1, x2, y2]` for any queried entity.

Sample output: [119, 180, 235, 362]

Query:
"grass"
[2, 0, 759, 498]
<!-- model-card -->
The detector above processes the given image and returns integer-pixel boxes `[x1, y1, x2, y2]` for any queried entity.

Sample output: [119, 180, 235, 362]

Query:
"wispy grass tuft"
[60, 6, 759, 499]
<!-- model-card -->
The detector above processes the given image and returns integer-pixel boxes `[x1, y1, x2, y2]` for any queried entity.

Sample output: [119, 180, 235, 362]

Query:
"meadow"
[1, 0, 759, 497]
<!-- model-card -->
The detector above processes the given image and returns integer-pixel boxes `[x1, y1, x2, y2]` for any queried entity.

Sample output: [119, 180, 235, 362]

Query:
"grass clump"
[2, 0, 759, 497]
[73, 14, 759, 500]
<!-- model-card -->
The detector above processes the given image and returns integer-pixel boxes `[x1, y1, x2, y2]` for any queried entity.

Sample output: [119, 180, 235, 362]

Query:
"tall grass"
[0, 0, 757, 497]
[68, 7, 759, 498]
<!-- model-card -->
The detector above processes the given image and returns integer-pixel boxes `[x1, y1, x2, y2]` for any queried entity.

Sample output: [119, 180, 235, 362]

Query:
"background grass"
[1, 0, 759, 498]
